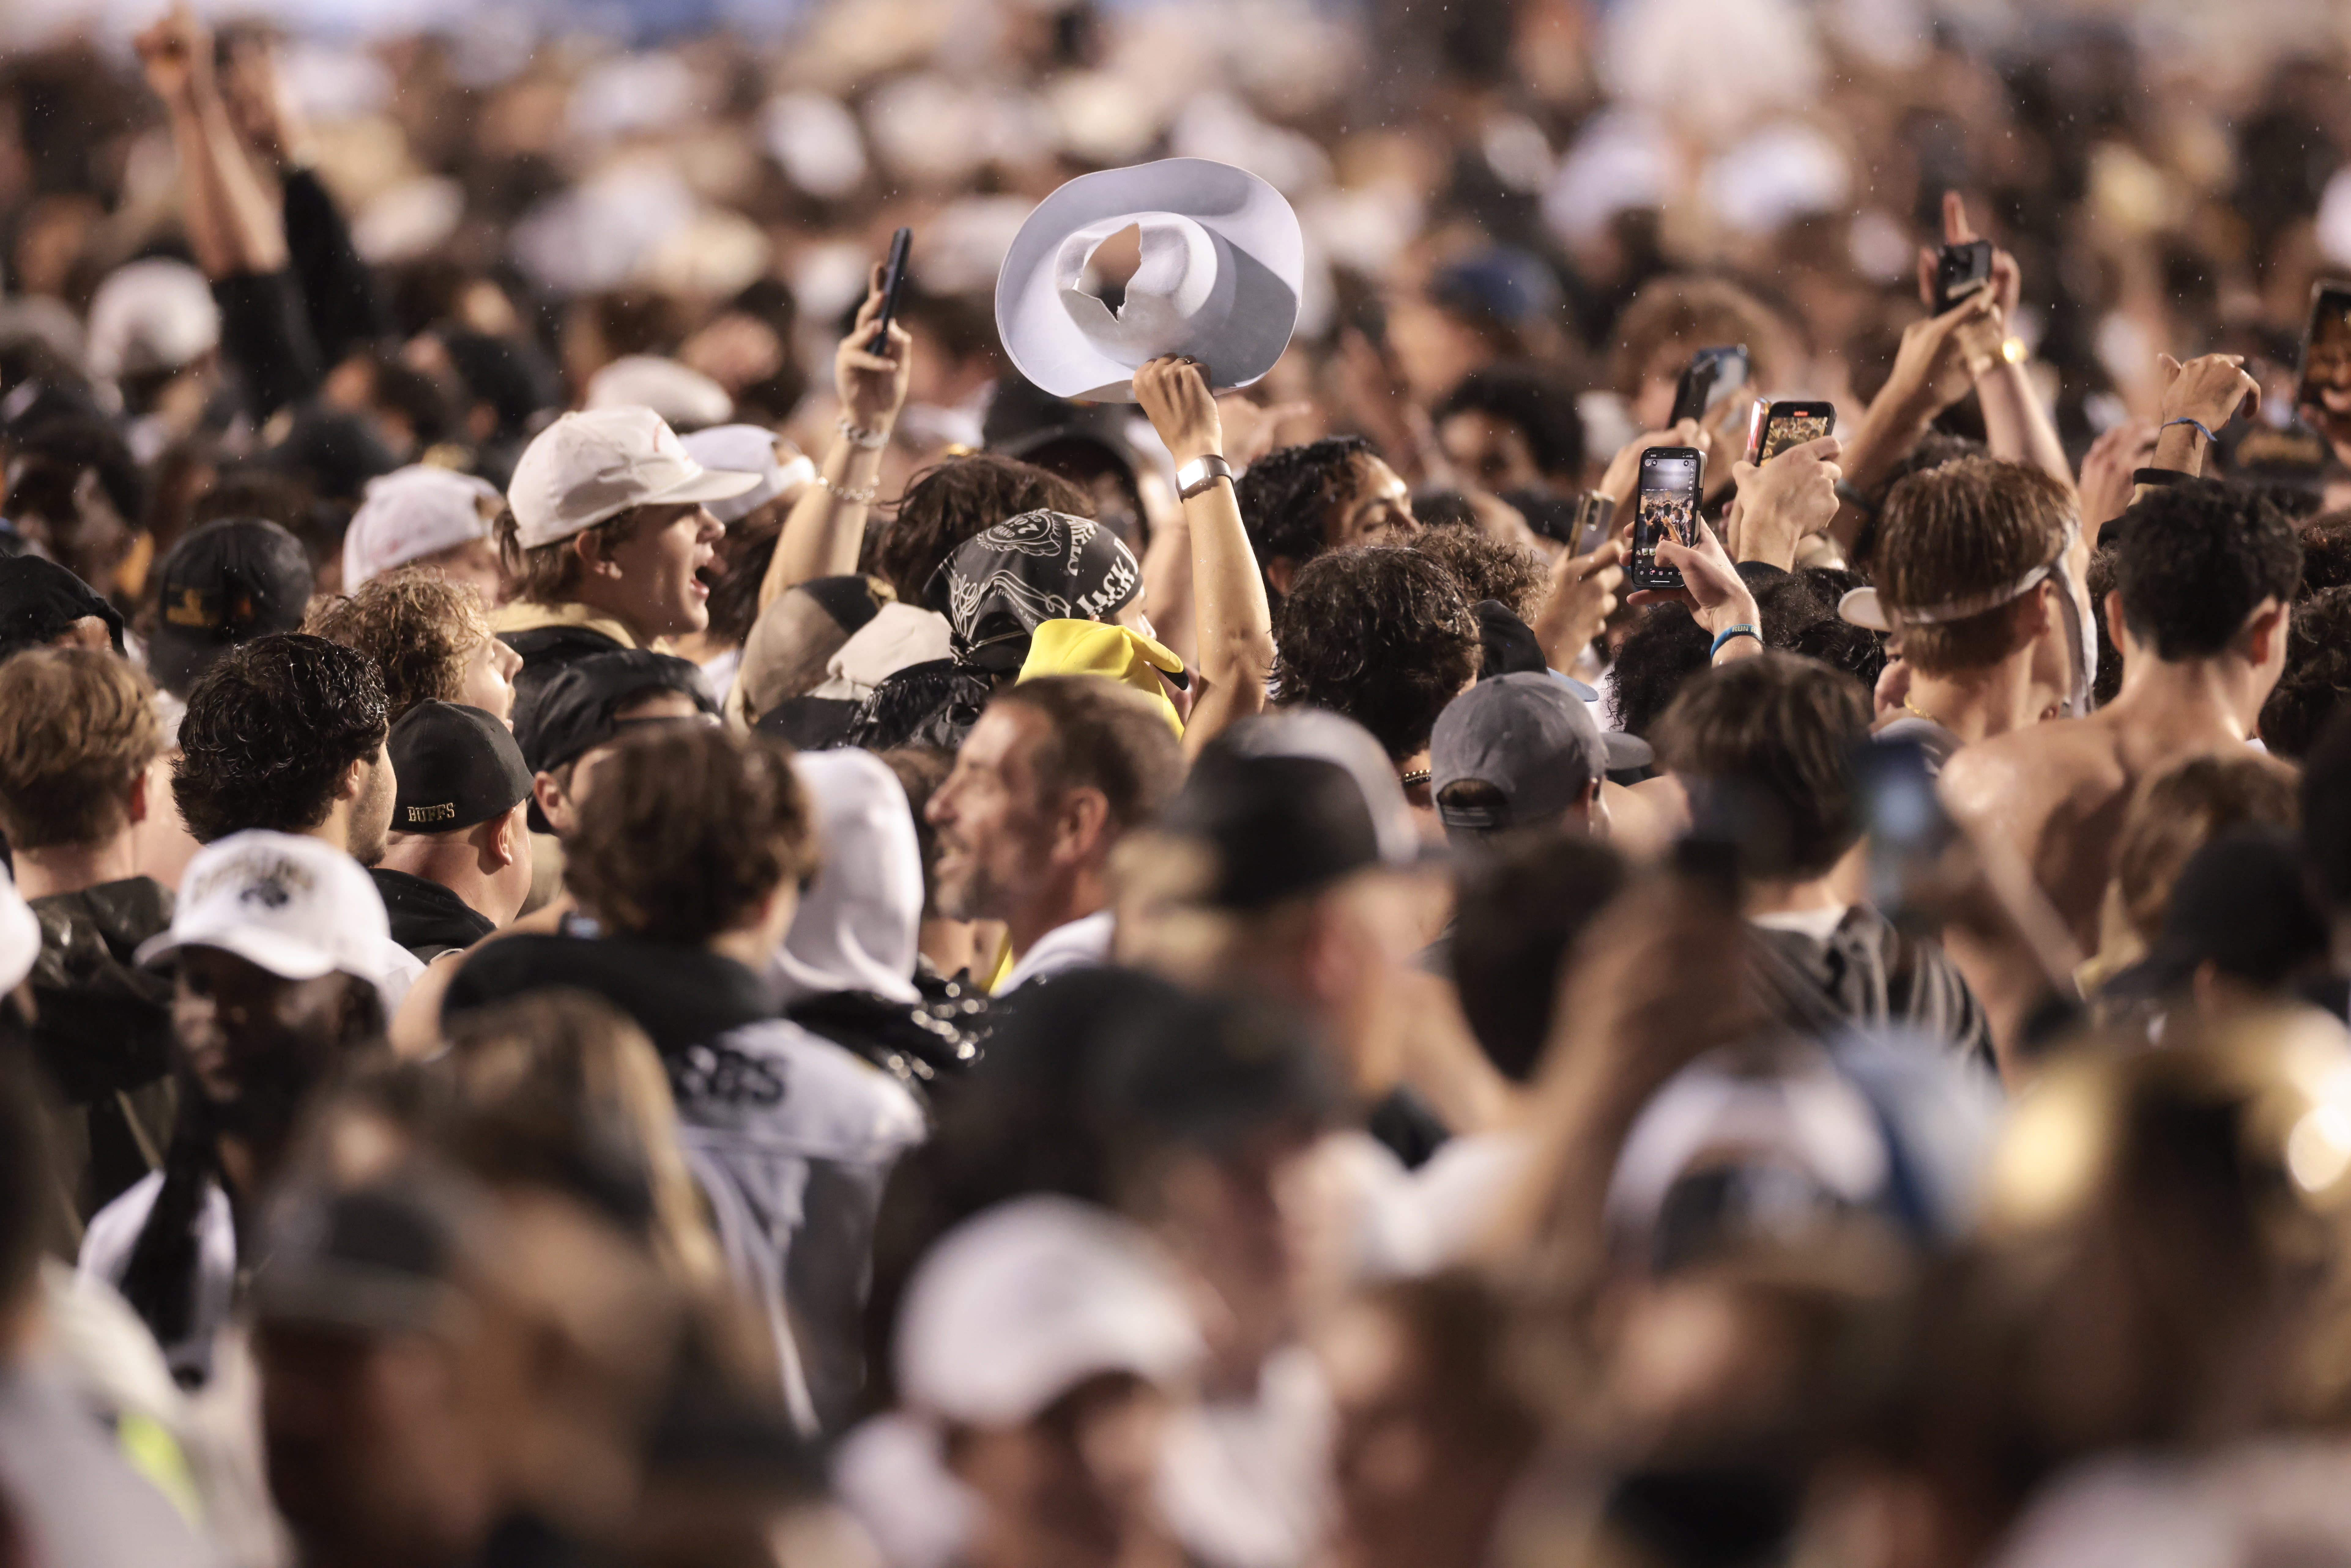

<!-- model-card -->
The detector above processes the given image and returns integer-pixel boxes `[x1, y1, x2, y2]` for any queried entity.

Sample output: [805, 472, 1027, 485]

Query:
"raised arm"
[136, 5, 287, 279]
[1133, 355, 1276, 756]
[758, 270, 913, 611]
[1930, 193, 2072, 490]
[1833, 289, 2002, 555]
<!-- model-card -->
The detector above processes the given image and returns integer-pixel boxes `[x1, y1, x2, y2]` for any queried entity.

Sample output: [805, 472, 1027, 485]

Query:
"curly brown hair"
[565, 724, 818, 945]
[303, 567, 493, 724]
[492, 505, 651, 606]
[1411, 523, 1549, 623]
[1272, 546, 1481, 762]
[870, 454, 1088, 605]
[0, 648, 163, 848]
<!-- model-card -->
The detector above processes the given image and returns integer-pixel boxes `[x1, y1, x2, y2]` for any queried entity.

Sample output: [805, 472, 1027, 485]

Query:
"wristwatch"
[1177, 454, 1233, 500]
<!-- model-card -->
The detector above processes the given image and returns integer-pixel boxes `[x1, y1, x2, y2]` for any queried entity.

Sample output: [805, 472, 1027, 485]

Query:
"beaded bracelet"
[818, 472, 878, 505]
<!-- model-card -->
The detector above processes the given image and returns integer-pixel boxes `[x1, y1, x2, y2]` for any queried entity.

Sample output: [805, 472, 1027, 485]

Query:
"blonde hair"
[0, 647, 162, 848]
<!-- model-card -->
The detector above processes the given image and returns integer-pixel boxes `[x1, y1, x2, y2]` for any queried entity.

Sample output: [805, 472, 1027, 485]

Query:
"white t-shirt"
[995, 910, 1115, 994]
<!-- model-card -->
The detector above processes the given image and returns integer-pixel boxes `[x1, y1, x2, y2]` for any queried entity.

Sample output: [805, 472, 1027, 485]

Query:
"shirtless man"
[1940, 471, 2299, 957]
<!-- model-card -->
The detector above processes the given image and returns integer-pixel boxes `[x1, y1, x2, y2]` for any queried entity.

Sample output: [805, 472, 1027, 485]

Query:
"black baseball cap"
[2104, 825, 2331, 1001]
[1158, 709, 1430, 910]
[518, 649, 716, 832]
[146, 517, 313, 696]
[0, 554, 123, 659]
[1431, 672, 1651, 843]
[389, 701, 533, 835]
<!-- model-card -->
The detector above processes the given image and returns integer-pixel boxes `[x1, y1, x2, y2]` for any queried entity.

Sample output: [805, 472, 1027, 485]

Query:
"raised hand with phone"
[758, 251, 916, 612]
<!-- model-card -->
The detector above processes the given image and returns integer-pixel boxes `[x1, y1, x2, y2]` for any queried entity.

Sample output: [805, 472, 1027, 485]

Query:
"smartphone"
[1629, 447, 1704, 590]
[1669, 345, 1749, 428]
[2294, 279, 2351, 426]
[1571, 491, 1616, 558]
[1933, 240, 1993, 315]
[868, 227, 913, 352]
[1746, 399, 1838, 463]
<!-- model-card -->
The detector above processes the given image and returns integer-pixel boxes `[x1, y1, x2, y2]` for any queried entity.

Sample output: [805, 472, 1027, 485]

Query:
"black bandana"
[930, 510, 1142, 672]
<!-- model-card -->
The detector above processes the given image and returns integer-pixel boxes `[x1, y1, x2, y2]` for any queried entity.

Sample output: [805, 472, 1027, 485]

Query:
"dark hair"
[565, 724, 817, 945]
[1451, 834, 1629, 1081]
[2303, 708, 2351, 914]
[2116, 480, 2302, 661]
[1411, 524, 1550, 623]
[1354, 1270, 1543, 1459]
[1274, 547, 1481, 762]
[0, 1051, 49, 1310]
[1850, 432, 1987, 570]
[704, 512, 783, 647]
[1876, 458, 2074, 676]
[173, 633, 390, 843]
[2259, 585, 2351, 760]
[872, 454, 1087, 605]
[2088, 543, 2124, 707]
[1432, 361, 1587, 480]
[2297, 510, 2351, 596]
[493, 504, 649, 606]
[993, 675, 1186, 835]
[1608, 602, 1712, 738]
[1236, 436, 1376, 580]
[1654, 651, 1870, 880]
[6, 414, 146, 531]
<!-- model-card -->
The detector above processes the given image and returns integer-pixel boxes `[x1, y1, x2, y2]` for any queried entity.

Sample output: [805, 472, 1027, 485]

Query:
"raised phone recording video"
[1631, 452, 1701, 584]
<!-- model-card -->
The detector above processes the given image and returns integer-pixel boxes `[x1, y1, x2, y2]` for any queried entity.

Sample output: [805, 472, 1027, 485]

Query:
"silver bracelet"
[817, 472, 878, 506]
[837, 416, 889, 451]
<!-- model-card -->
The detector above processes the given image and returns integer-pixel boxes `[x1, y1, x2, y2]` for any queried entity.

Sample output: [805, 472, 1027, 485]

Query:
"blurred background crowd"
[6, 3, 2351, 1568]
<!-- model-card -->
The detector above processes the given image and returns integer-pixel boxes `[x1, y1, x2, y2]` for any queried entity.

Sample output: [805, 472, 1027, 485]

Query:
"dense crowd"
[5, 1, 2351, 1566]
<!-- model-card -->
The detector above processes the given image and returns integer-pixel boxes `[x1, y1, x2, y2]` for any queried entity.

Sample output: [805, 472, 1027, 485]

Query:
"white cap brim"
[136, 927, 344, 984]
[1838, 586, 1892, 633]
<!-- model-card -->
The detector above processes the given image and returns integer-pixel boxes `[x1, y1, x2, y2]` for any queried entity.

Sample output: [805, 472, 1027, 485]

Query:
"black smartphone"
[1669, 345, 1750, 428]
[1933, 240, 1993, 315]
[1630, 447, 1703, 589]
[868, 227, 913, 353]
[2294, 279, 2351, 426]
[1746, 399, 1838, 463]
[1571, 491, 1616, 558]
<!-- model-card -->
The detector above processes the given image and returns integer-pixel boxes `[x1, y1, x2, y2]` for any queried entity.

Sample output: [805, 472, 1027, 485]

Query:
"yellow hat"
[1017, 619, 1185, 735]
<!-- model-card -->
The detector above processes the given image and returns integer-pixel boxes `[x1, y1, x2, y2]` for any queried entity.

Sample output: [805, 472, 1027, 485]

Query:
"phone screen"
[1756, 405, 1836, 462]
[2296, 282, 2351, 424]
[1631, 449, 1702, 586]
[1935, 241, 1992, 314]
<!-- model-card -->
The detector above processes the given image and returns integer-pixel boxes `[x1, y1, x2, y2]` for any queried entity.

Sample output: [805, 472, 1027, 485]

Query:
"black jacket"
[370, 868, 496, 963]
[501, 621, 631, 740]
[839, 659, 991, 753]
[28, 878, 178, 1216]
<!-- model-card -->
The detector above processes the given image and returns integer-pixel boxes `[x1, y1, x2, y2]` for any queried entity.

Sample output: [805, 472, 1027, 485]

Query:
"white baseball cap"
[342, 465, 502, 589]
[896, 1195, 1202, 1427]
[679, 424, 817, 524]
[506, 406, 762, 550]
[584, 355, 734, 432]
[136, 831, 395, 997]
[0, 862, 39, 995]
[85, 258, 221, 384]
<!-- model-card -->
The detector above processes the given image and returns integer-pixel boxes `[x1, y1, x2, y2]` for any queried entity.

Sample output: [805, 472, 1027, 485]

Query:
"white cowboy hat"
[995, 157, 1304, 403]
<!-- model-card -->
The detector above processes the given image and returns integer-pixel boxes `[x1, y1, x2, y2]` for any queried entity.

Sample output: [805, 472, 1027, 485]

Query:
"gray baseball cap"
[1431, 673, 1652, 842]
